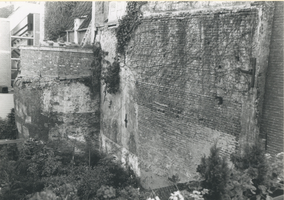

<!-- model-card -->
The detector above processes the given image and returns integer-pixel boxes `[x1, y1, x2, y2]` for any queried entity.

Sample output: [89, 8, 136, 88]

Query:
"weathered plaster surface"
[14, 1, 276, 190]
[14, 47, 100, 151]
[99, 1, 275, 188]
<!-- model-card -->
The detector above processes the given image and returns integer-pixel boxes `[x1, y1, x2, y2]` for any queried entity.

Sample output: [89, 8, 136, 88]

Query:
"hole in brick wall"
[124, 114, 128, 128]
[163, 54, 166, 58]
[207, 41, 210, 45]
[235, 56, 239, 61]
[218, 65, 222, 69]
[1, 87, 8, 93]
[215, 96, 223, 105]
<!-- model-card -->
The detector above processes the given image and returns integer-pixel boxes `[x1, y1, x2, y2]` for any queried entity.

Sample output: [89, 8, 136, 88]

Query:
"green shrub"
[266, 152, 284, 190]
[0, 108, 19, 161]
[102, 60, 120, 94]
[196, 143, 230, 200]
[0, 108, 18, 140]
[76, 157, 140, 200]
[0, 133, 141, 200]
[225, 168, 256, 200]
[96, 185, 116, 199]
[231, 141, 283, 199]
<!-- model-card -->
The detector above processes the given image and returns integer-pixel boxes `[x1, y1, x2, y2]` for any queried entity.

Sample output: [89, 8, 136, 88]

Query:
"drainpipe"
[91, 1, 96, 44]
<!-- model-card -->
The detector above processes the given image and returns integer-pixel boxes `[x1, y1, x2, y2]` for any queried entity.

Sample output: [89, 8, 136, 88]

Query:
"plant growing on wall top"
[197, 143, 230, 200]
[102, 59, 121, 94]
[116, 1, 147, 54]
[91, 42, 120, 94]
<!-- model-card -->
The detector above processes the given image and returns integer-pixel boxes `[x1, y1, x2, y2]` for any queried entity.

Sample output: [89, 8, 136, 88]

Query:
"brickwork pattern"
[20, 47, 93, 79]
[260, 2, 284, 154]
[126, 9, 258, 179]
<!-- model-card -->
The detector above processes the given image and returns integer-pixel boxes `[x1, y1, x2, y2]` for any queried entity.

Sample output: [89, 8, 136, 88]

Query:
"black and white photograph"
[0, 1, 283, 200]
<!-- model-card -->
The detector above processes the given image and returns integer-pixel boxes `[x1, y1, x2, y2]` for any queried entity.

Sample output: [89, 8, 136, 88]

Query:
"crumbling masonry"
[14, 1, 282, 189]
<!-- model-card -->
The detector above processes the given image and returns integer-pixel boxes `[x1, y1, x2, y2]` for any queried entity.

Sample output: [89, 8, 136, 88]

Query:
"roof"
[67, 1, 92, 30]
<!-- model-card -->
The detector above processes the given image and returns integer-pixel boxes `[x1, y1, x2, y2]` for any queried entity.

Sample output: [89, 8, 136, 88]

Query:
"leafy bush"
[102, 60, 120, 94]
[225, 168, 256, 200]
[197, 143, 230, 200]
[0, 138, 63, 199]
[196, 141, 283, 200]
[0, 108, 19, 161]
[231, 141, 283, 200]
[118, 186, 151, 200]
[0, 108, 18, 140]
[0, 136, 142, 200]
[96, 185, 116, 199]
[266, 152, 284, 187]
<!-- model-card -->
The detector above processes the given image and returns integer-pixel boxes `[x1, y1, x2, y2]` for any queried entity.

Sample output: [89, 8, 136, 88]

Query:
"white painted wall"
[108, 1, 127, 23]
[0, 18, 11, 88]
[0, 94, 14, 119]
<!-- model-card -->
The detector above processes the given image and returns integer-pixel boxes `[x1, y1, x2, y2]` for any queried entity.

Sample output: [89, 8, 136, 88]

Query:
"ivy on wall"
[91, 42, 103, 94]
[91, 2, 147, 94]
[91, 42, 120, 95]
[102, 60, 120, 94]
[116, 1, 147, 54]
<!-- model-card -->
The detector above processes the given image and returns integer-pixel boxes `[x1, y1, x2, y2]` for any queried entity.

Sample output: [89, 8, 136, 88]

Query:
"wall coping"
[19, 46, 93, 54]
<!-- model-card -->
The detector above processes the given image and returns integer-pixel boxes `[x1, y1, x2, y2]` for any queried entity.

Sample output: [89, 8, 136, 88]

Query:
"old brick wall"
[20, 46, 93, 79]
[126, 9, 257, 185]
[97, 28, 141, 178]
[14, 47, 100, 152]
[98, 1, 274, 188]
[260, 2, 284, 155]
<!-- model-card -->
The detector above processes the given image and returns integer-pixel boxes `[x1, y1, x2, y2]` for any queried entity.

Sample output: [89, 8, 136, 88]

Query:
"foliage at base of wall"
[116, 1, 147, 54]
[0, 109, 18, 140]
[0, 138, 150, 200]
[0, 109, 19, 161]
[196, 141, 283, 200]
[230, 142, 284, 200]
[197, 144, 230, 199]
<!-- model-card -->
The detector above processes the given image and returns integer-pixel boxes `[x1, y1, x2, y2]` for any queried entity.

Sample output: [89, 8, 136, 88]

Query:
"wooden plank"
[0, 139, 24, 145]
[11, 36, 33, 40]
[11, 58, 20, 61]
